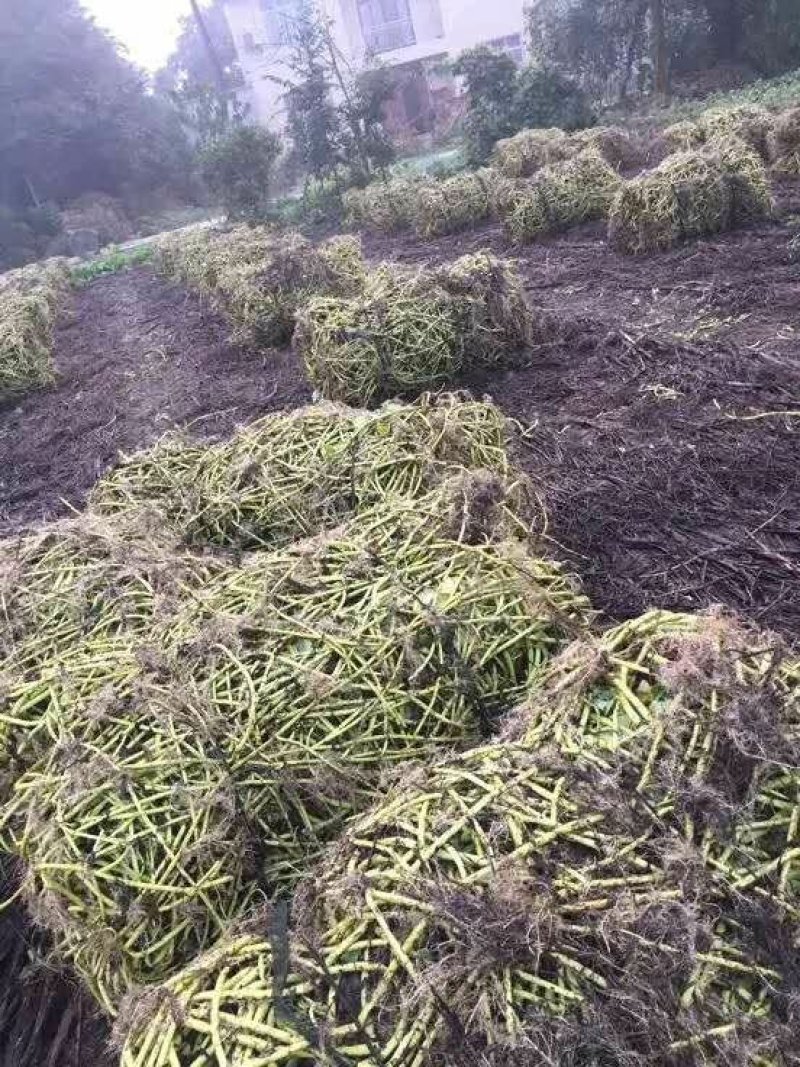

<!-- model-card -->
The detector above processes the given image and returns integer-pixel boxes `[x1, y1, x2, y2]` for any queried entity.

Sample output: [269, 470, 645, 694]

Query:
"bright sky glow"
[80, 0, 191, 71]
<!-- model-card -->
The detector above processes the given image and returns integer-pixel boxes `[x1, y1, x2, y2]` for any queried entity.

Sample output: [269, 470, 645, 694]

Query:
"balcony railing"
[362, 18, 416, 53]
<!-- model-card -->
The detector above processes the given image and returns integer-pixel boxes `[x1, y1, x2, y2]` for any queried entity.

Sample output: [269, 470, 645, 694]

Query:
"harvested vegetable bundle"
[0, 642, 142, 796]
[492, 126, 573, 178]
[662, 119, 706, 152]
[92, 394, 514, 547]
[120, 746, 790, 1066]
[342, 175, 431, 233]
[0, 262, 68, 399]
[712, 134, 774, 221]
[162, 473, 588, 779]
[608, 137, 772, 254]
[769, 106, 800, 175]
[515, 610, 799, 833]
[492, 126, 636, 181]
[160, 228, 365, 347]
[477, 166, 528, 218]
[699, 104, 774, 160]
[153, 225, 274, 292]
[0, 692, 256, 1013]
[569, 124, 640, 169]
[2, 476, 583, 1009]
[297, 268, 461, 405]
[413, 171, 492, 237]
[117, 931, 322, 1066]
[504, 150, 621, 245]
[707, 767, 800, 918]
[0, 513, 221, 679]
[215, 233, 365, 346]
[435, 252, 536, 361]
[297, 257, 535, 405]
[146, 474, 583, 879]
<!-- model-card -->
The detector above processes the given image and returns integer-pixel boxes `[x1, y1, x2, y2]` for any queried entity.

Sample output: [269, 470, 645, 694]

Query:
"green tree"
[155, 1, 247, 146]
[201, 125, 282, 221]
[454, 46, 593, 164]
[0, 0, 195, 213]
[527, 0, 800, 101]
[278, 7, 395, 186]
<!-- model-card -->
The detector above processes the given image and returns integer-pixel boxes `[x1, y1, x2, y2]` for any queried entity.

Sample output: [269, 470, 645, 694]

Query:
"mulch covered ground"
[0, 198, 798, 1067]
[0, 267, 311, 534]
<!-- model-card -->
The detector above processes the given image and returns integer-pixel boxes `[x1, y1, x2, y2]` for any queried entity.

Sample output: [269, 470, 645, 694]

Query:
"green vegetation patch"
[70, 245, 154, 286]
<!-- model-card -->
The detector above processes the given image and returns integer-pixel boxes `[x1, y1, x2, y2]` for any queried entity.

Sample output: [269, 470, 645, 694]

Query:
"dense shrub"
[454, 47, 593, 165]
[515, 65, 595, 133]
[201, 125, 282, 222]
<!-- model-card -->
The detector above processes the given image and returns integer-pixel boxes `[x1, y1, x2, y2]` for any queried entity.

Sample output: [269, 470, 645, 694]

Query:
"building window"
[260, 0, 302, 46]
[357, 0, 416, 54]
[487, 33, 525, 65]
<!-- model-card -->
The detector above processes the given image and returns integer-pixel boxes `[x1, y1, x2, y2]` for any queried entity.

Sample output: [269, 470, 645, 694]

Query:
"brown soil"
[0, 267, 311, 533]
[0, 857, 108, 1067]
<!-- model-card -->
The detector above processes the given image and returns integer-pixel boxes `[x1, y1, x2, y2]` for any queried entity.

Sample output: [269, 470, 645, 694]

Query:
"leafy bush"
[201, 125, 282, 222]
[282, 14, 394, 186]
[515, 66, 595, 133]
[454, 47, 593, 165]
[0, 202, 63, 271]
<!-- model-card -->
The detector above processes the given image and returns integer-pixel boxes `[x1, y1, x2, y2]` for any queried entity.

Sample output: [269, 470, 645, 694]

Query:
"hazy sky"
[81, 0, 190, 71]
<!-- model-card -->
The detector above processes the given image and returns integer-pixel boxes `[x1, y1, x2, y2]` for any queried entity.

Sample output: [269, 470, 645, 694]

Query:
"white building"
[221, 0, 526, 144]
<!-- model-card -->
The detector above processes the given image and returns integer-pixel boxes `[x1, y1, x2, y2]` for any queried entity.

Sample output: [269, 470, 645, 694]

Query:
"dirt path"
[0, 267, 310, 532]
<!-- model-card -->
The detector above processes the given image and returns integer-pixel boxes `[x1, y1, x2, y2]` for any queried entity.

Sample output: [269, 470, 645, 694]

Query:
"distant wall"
[222, 0, 526, 133]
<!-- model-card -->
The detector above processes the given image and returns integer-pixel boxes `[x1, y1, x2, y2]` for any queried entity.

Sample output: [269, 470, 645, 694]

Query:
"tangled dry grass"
[769, 106, 800, 175]
[296, 255, 535, 405]
[0, 260, 69, 399]
[154, 227, 365, 346]
[608, 136, 772, 254]
[504, 150, 622, 245]
[492, 125, 637, 179]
